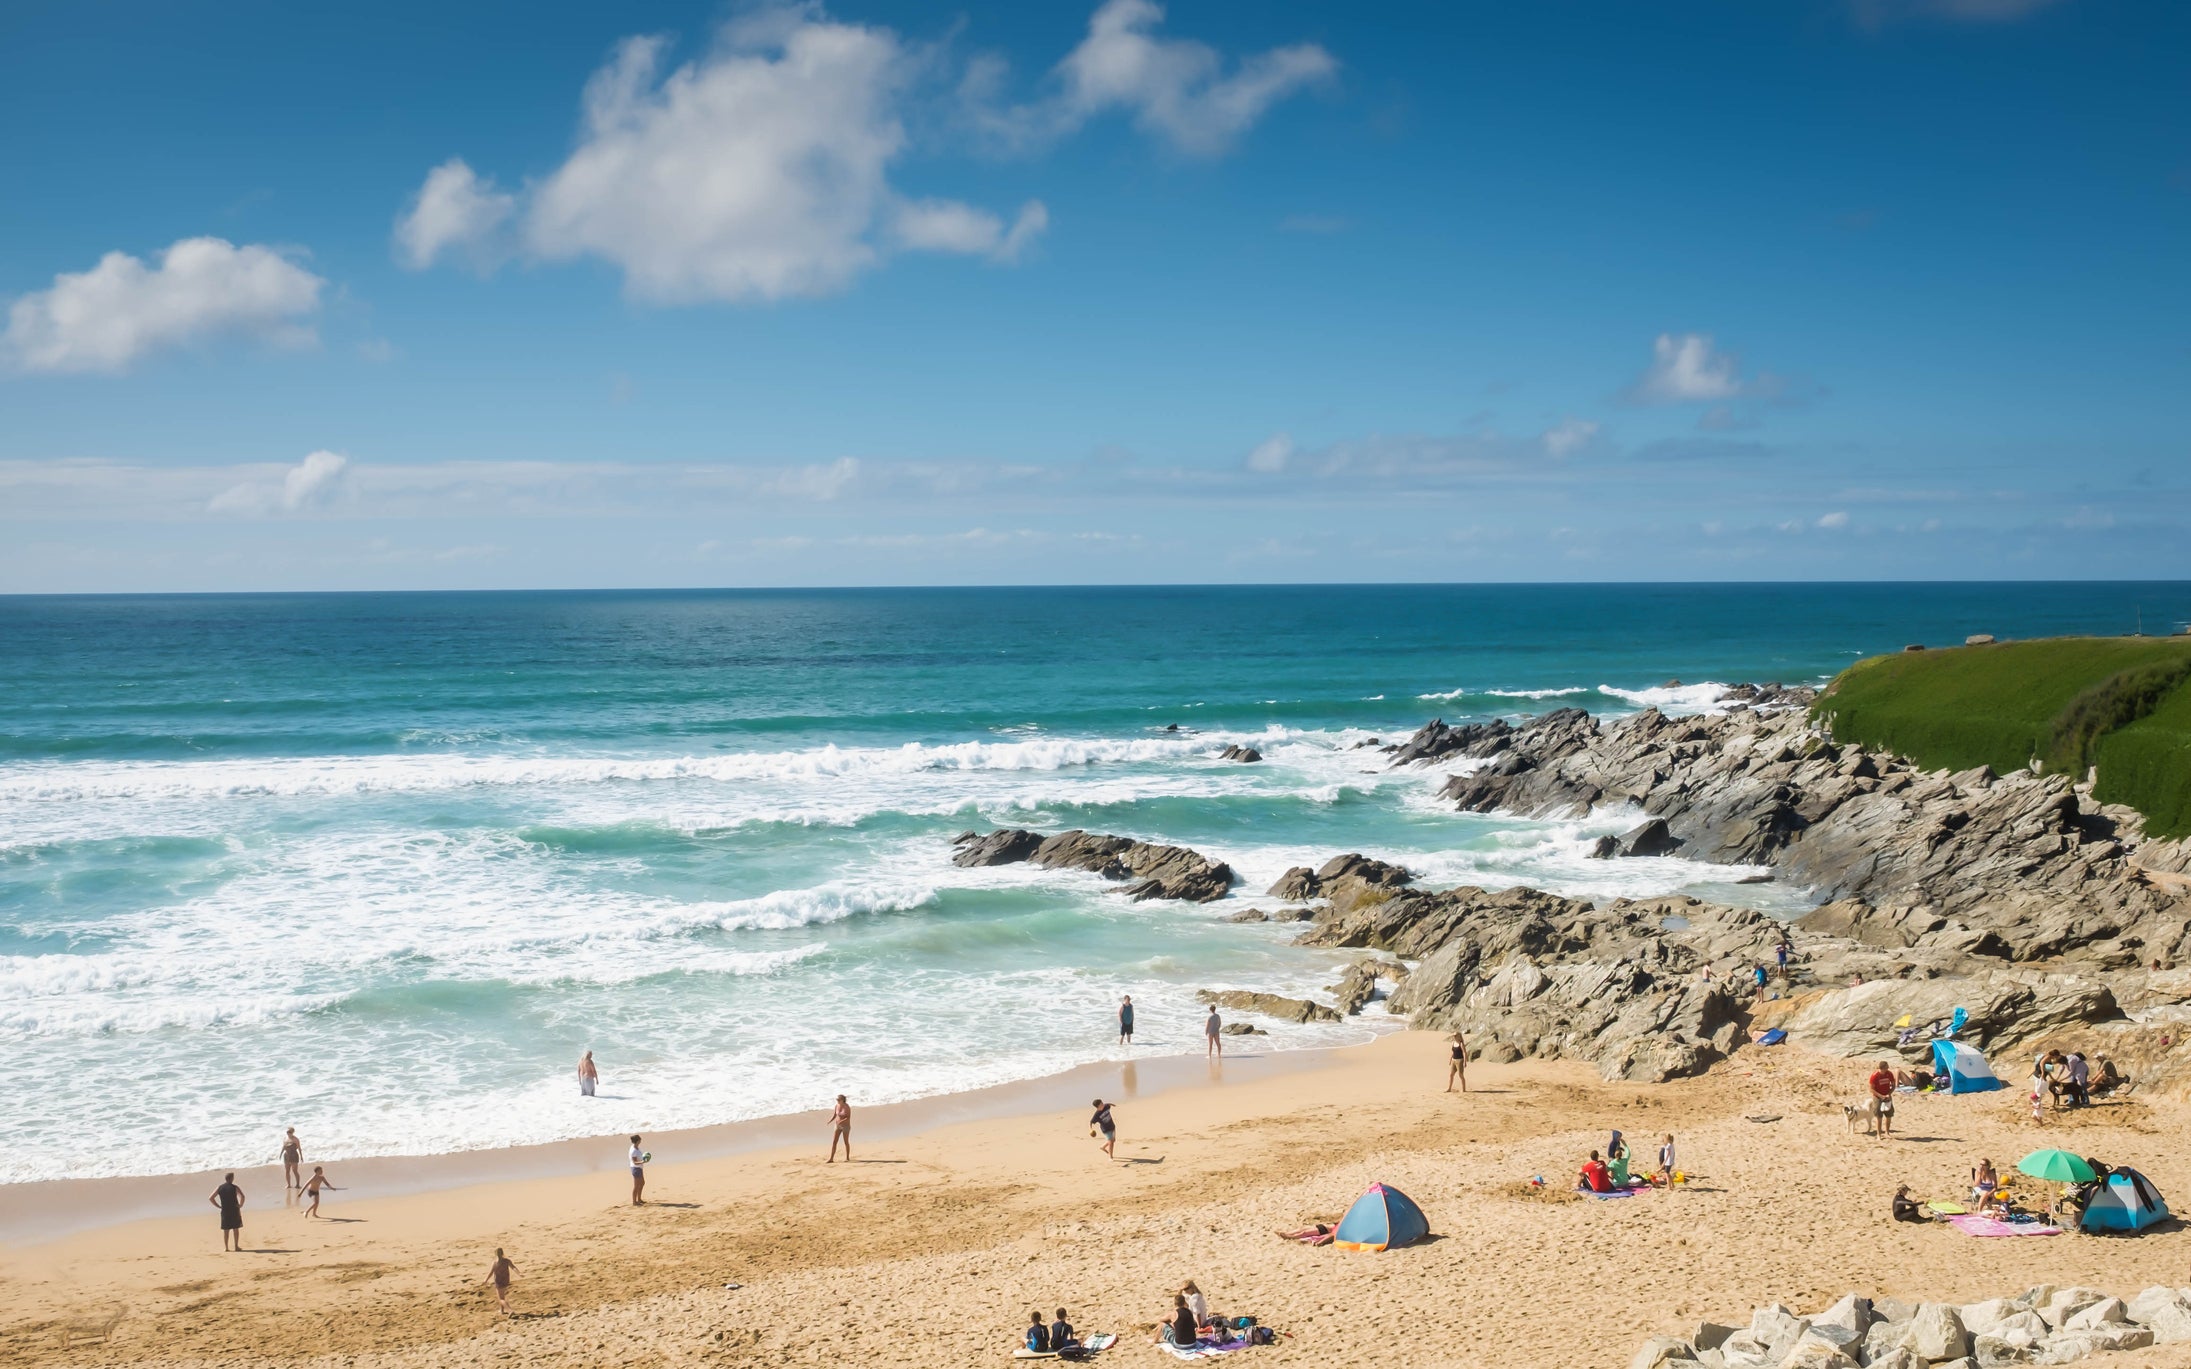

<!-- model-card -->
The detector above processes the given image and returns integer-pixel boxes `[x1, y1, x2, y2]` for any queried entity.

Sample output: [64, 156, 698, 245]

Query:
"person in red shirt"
[1577, 1150, 1613, 1192]
[1868, 1060, 1898, 1138]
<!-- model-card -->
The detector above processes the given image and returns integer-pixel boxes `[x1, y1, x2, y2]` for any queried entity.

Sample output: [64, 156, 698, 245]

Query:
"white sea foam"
[1595, 681, 1733, 714]
[1485, 685, 1592, 700]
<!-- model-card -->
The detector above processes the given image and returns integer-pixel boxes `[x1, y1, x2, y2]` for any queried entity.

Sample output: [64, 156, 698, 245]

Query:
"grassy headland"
[1814, 635, 2191, 839]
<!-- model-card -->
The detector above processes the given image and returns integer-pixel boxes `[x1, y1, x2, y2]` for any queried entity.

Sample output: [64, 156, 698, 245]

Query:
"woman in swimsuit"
[301, 1165, 342, 1218]
[210, 1172, 245, 1251]
[827, 1095, 852, 1163]
[1089, 1099, 1116, 1161]
[483, 1248, 519, 1315]
[280, 1128, 303, 1192]
[1275, 1223, 1335, 1245]
[1447, 1031, 1468, 1093]
[1971, 1157, 2001, 1213]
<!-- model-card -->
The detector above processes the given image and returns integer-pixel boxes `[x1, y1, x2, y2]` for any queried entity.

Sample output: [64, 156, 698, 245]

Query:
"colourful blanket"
[1157, 1335, 1253, 1360]
[1948, 1214, 2059, 1237]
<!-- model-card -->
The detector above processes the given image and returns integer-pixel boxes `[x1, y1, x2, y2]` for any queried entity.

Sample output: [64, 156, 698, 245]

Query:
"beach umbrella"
[2018, 1149, 2096, 1182]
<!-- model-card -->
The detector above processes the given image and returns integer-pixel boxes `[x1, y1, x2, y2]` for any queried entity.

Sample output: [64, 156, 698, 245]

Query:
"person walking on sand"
[578, 1050, 599, 1098]
[628, 1135, 647, 1205]
[211, 1172, 245, 1251]
[1868, 1059, 1897, 1139]
[1205, 1006, 1223, 1058]
[1446, 1030, 1469, 1092]
[301, 1165, 342, 1217]
[1090, 1098, 1116, 1160]
[483, 1248, 518, 1316]
[827, 1095, 852, 1163]
[280, 1127, 303, 1191]
[1118, 994, 1135, 1047]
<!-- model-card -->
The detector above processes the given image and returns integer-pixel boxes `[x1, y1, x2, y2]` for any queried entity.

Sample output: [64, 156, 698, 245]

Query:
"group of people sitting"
[1023, 1308, 1084, 1356]
[1575, 1130, 1675, 1193]
[1162, 1281, 1228, 1348]
[2033, 1049, 2131, 1108]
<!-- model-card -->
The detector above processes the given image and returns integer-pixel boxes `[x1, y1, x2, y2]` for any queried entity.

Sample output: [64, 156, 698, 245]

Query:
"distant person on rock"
[1119, 995, 1135, 1046]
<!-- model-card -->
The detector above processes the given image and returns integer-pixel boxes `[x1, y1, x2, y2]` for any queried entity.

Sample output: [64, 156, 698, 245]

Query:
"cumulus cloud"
[3, 237, 324, 374]
[208, 450, 351, 516]
[395, 159, 516, 269]
[1629, 332, 1744, 403]
[405, 12, 1046, 304]
[1541, 418, 1599, 458]
[1245, 433, 1293, 473]
[969, 0, 1336, 157]
[1816, 510, 1850, 530]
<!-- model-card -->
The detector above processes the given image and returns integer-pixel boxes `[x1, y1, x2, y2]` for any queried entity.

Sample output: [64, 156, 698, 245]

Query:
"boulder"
[950, 828, 1044, 866]
[1861, 1351, 1919, 1369]
[1618, 817, 1682, 858]
[2062, 1298, 2126, 1331]
[951, 828, 1236, 902]
[1810, 1294, 1873, 1342]
[1749, 1306, 1809, 1364]
[1902, 1303, 1971, 1363]
[1219, 1023, 1264, 1036]
[1588, 835, 1619, 859]
[1266, 867, 1319, 901]
[2039, 1289, 2107, 1330]
[2035, 1326, 2153, 1362]
[2124, 1288, 2191, 1343]
[1225, 908, 1269, 923]
[1774, 1339, 1854, 1369]
[1217, 744, 1262, 763]
[1971, 1332, 2036, 1365]
[1630, 1336, 1699, 1369]
[1961, 1299, 2020, 1338]
[1194, 990, 1341, 1024]
[1693, 1324, 1738, 1352]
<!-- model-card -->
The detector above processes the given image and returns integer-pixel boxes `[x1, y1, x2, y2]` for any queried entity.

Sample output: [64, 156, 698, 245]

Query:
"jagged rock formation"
[1195, 989, 1342, 1024]
[1265, 853, 1413, 903]
[950, 829, 1236, 903]
[1216, 744, 1262, 763]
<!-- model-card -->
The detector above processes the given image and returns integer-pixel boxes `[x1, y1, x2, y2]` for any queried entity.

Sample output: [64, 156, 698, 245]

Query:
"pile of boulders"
[1633, 1285, 2191, 1368]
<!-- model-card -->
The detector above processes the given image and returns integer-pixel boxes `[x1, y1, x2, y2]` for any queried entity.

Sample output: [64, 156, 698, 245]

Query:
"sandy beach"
[8, 1031, 2191, 1369]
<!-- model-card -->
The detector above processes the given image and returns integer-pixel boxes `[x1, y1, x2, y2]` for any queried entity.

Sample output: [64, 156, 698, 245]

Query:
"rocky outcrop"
[1216, 744, 1262, 763]
[1264, 853, 1413, 905]
[1406, 701, 2191, 967]
[1195, 989, 1342, 1024]
[950, 829, 1236, 903]
[1638, 1286, 2182, 1369]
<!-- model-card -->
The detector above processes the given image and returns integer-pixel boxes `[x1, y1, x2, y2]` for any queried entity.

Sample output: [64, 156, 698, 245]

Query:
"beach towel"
[1157, 1337, 1252, 1361]
[1948, 1214, 2059, 1237]
[1579, 1188, 1638, 1199]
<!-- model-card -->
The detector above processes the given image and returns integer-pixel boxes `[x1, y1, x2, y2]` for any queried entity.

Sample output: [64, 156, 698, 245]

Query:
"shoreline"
[0, 1031, 1370, 1248]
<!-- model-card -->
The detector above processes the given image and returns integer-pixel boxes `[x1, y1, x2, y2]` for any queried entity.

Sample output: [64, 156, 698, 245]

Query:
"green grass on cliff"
[1814, 636, 2191, 839]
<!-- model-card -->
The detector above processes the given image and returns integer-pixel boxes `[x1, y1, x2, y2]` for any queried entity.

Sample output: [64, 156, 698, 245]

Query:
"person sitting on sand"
[1165, 1293, 1201, 1348]
[1971, 1158, 2002, 1213]
[2094, 1055, 2132, 1096]
[1180, 1280, 1212, 1330]
[1275, 1222, 1336, 1246]
[1024, 1310, 1051, 1354]
[301, 1165, 341, 1218]
[1577, 1150, 1613, 1193]
[1892, 1184, 1928, 1223]
[483, 1248, 518, 1316]
[1050, 1308, 1079, 1351]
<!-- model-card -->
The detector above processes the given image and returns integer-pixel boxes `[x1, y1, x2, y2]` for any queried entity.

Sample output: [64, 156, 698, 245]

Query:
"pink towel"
[1948, 1214, 2059, 1237]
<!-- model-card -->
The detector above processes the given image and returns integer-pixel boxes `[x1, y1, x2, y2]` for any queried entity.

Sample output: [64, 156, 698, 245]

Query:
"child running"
[301, 1165, 341, 1217]
[483, 1248, 519, 1315]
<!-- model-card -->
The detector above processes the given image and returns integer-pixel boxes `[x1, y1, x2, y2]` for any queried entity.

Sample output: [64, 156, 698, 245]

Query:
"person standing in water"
[1118, 995, 1135, 1047]
[1089, 1099, 1116, 1160]
[483, 1248, 519, 1316]
[628, 1135, 647, 1205]
[827, 1095, 852, 1163]
[1205, 1006, 1223, 1058]
[578, 1050, 598, 1098]
[211, 1172, 245, 1251]
[280, 1127, 303, 1191]
[1446, 1031, 1468, 1093]
[301, 1165, 342, 1217]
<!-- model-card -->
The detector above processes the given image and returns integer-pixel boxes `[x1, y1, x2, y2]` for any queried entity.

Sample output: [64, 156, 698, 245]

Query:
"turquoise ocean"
[4, 583, 2185, 1184]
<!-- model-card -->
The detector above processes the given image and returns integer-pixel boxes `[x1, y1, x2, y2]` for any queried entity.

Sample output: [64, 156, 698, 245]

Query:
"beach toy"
[2017, 1149, 2096, 1183]
[640, 1151, 653, 1164]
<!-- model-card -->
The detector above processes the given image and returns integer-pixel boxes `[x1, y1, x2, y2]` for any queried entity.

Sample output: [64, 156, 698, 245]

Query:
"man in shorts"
[1118, 995, 1135, 1047]
[1868, 1060, 1898, 1138]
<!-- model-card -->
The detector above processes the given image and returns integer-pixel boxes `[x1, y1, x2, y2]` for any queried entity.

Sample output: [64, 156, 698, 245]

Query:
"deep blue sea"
[3, 583, 2185, 1182]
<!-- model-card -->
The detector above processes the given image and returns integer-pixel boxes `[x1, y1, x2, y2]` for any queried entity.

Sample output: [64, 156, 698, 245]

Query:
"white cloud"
[1630, 332, 1744, 403]
[414, 14, 1042, 304]
[1245, 433, 1293, 473]
[1816, 510, 1850, 530]
[972, 0, 1335, 157]
[208, 450, 350, 516]
[3, 237, 324, 374]
[395, 159, 516, 269]
[1541, 418, 1599, 458]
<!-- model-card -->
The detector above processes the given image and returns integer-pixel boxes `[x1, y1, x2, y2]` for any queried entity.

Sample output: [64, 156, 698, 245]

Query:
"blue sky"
[1, 0, 2185, 590]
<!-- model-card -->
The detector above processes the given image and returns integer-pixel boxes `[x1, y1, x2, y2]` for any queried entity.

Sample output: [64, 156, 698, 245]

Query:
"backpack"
[1252, 1327, 1276, 1345]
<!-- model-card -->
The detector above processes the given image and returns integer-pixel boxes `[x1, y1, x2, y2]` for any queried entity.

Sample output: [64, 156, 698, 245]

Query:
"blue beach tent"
[1931, 1039, 2004, 1094]
[1332, 1183, 1429, 1252]
[2083, 1169, 2169, 1234]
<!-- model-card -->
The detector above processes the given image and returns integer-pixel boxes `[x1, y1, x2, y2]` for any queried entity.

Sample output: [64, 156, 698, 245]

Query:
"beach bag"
[1252, 1327, 1276, 1345]
[1231, 1317, 1257, 1331]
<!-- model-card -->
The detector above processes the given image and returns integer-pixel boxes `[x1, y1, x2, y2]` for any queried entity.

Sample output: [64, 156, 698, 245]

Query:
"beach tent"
[1930, 1039, 2004, 1094]
[1332, 1183, 1429, 1252]
[2082, 1169, 2169, 1234]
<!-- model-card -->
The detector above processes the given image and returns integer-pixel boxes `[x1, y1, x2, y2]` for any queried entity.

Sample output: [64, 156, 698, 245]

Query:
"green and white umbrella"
[2017, 1149, 2096, 1182]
